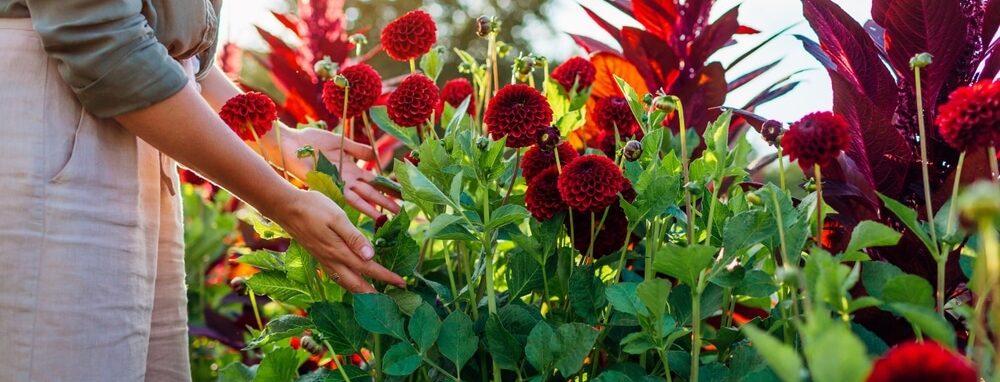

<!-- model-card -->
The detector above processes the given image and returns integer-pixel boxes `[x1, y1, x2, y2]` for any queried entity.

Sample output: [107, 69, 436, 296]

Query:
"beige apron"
[0, 18, 191, 381]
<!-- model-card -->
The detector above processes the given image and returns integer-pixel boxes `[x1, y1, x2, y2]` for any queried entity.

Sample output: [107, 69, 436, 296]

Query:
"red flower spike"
[866, 341, 977, 382]
[485, 84, 554, 148]
[388, 74, 440, 127]
[522, 142, 579, 183]
[568, 203, 630, 258]
[322, 64, 383, 119]
[440, 78, 476, 115]
[936, 81, 1000, 152]
[551, 56, 597, 92]
[525, 167, 567, 221]
[593, 96, 637, 133]
[381, 10, 437, 61]
[781, 111, 850, 170]
[219, 92, 278, 141]
[558, 155, 626, 213]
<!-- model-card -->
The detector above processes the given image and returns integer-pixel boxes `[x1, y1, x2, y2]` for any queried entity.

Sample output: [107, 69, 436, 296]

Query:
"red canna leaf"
[569, 34, 618, 55]
[985, 0, 1000, 43]
[580, 5, 621, 42]
[631, 0, 678, 42]
[689, 6, 740, 67]
[736, 25, 760, 34]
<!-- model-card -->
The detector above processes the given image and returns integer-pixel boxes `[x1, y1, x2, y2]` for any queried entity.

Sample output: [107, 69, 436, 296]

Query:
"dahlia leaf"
[733, 270, 778, 298]
[888, 303, 957, 349]
[636, 278, 671, 319]
[418, 45, 444, 82]
[373, 210, 420, 277]
[382, 342, 422, 376]
[568, 266, 607, 324]
[253, 347, 299, 382]
[245, 271, 313, 307]
[741, 324, 803, 382]
[486, 204, 529, 231]
[236, 249, 286, 272]
[844, 220, 902, 254]
[443, 98, 471, 137]
[426, 214, 475, 241]
[652, 243, 716, 288]
[525, 322, 557, 374]
[369, 106, 419, 150]
[881, 274, 935, 309]
[803, 323, 871, 382]
[438, 310, 477, 370]
[305, 170, 360, 225]
[395, 160, 456, 212]
[310, 302, 365, 355]
[218, 363, 256, 382]
[612, 75, 646, 132]
[605, 282, 649, 317]
[876, 193, 937, 256]
[353, 293, 407, 340]
[861, 261, 904, 299]
[507, 250, 545, 300]
[408, 303, 441, 354]
[553, 323, 601, 377]
[243, 314, 310, 350]
[485, 314, 524, 370]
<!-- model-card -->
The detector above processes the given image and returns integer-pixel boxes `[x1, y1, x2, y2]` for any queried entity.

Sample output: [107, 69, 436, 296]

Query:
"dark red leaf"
[728, 59, 781, 92]
[631, 0, 677, 41]
[620, 27, 678, 91]
[689, 6, 740, 67]
[727, 23, 797, 70]
[983, 0, 1000, 44]
[271, 11, 302, 36]
[981, 39, 1000, 79]
[736, 25, 760, 34]
[569, 34, 619, 55]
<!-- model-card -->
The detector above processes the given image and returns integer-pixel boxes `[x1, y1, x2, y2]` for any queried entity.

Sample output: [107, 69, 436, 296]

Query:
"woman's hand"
[276, 126, 400, 218]
[267, 189, 406, 293]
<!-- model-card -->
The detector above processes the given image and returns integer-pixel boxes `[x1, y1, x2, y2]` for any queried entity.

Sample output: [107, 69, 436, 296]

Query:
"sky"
[220, 0, 876, 125]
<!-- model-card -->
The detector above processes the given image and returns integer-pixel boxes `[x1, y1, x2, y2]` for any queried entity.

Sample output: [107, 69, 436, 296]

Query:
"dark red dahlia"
[781, 111, 850, 170]
[219, 92, 278, 141]
[866, 341, 977, 382]
[322, 64, 383, 119]
[536, 126, 561, 151]
[484, 84, 553, 147]
[558, 155, 626, 213]
[387, 74, 440, 127]
[380, 10, 437, 61]
[525, 167, 566, 221]
[593, 96, 637, 133]
[551, 56, 596, 92]
[568, 203, 630, 258]
[521, 142, 579, 182]
[440, 78, 476, 115]
[621, 179, 636, 203]
[936, 81, 1000, 152]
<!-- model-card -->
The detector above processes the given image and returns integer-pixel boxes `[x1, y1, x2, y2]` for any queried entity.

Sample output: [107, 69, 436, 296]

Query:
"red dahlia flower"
[522, 142, 579, 182]
[593, 96, 637, 133]
[388, 74, 440, 127]
[551, 56, 596, 92]
[380, 10, 437, 61]
[936, 81, 1000, 152]
[440, 78, 476, 115]
[781, 111, 850, 170]
[220, 92, 278, 141]
[485, 84, 553, 148]
[525, 167, 566, 221]
[568, 203, 630, 258]
[866, 341, 977, 382]
[322, 64, 383, 119]
[558, 155, 626, 213]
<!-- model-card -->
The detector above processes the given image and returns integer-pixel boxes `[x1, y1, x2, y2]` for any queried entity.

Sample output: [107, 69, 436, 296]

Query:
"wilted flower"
[219, 92, 278, 141]
[381, 10, 437, 61]
[484, 84, 553, 147]
[387, 74, 440, 127]
[322, 64, 382, 119]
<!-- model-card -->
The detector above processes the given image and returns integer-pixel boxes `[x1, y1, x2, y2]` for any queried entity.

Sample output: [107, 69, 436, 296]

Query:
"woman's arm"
[116, 84, 404, 293]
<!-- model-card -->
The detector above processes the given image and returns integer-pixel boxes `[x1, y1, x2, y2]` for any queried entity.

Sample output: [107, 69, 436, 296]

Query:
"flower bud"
[296, 145, 315, 159]
[315, 120, 329, 130]
[300, 335, 324, 356]
[533, 56, 548, 68]
[374, 214, 389, 231]
[332, 74, 350, 88]
[909, 52, 933, 70]
[348, 33, 368, 46]
[653, 95, 678, 113]
[476, 16, 501, 37]
[536, 126, 561, 152]
[642, 93, 653, 106]
[313, 56, 336, 81]
[760, 119, 783, 145]
[476, 136, 490, 150]
[458, 62, 474, 74]
[745, 191, 763, 206]
[958, 181, 1000, 222]
[804, 178, 817, 192]
[623, 140, 642, 161]
[229, 277, 247, 294]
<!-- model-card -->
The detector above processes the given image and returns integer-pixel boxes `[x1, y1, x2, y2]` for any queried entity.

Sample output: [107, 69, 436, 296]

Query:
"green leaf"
[741, 325, 803, 382]
[525, 322, 557, 374]
[620, 332, 657, 354]
[636, 279, 671, 319]
[652, 243, 716, 287]
[387, 289, 423, 316]
[244, 315, 311, 350]
[889, 303, 957, 348]
[507, 250, 544, 299]
[370, 106, 419, 149]
[321, 365, 370, 381]
[486, 313, 524, 370]
[613, 75, 646, 131]
[723, 210, 776, 257]
[803, 324, 871, 382]
[382, 342, 422, 376]
[284, 242, 311, 284]
[877, 193, 936, 256]
[254, 347, 299, 382]
[419, 46, 444, 82]
[845, 221, 902, 254]
[605, 282, 649, 317]
[554, 323, 600, 378]
[861, 261, 904, 299]
[486, 204, 529, 231]
[568, 266, 607, 324]
[310, 302, 365, 354]
[734, 270, 779, 298]
[408, 303, 441, 353]
[246, 271, 313, 307]
[373, 210, 420, 277]
[593, 370, 635, 382]
[218, 363, 255, 382]
[395, 160, 455, 210]
[353, 293, 407, 339]
[881, 274, 934, 309]
[236, 250, 285, 272]
[438, 310, 477, 370]
[305, 171, 359, 224]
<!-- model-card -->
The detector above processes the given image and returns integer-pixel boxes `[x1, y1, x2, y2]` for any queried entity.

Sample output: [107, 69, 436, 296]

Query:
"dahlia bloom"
[782, 111, 850, 170]
[322, 64, 383, 119]
[866, 341, 977, 382]
[219, 92, 278, 141]
[593, 96, 637, 133]
[551, 56, 596, 92]
[484, 84, 553, 148]
[381, 10, 437, 61]
[568, 203, 630, 258]
[521, 142, 579, 182]
[558, 155, 626, 213]
[387, 74, 440, 127]
[439, 78, 476, 115]
[936, 81, 999, 152]
[525, 167, 566, 221]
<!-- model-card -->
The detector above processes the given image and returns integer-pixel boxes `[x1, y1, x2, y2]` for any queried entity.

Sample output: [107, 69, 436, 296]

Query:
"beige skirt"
[0, 19, 191, 381]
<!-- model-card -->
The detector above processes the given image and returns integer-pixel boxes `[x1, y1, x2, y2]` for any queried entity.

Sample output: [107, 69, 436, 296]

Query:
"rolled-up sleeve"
[25, 0, 189, 118]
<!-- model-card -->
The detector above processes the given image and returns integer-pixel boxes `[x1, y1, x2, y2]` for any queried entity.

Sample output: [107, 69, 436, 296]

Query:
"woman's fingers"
[326, 216, 375, 261]
[344, 190, 381, 219]
[357, 261, 406, 288]
[326, 263, 376, 293]
[352, 182, 401, 214]
[313, 131, 376, 162]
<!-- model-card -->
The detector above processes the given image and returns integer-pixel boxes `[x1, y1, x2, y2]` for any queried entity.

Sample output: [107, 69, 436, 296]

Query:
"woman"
[0, 1, 401, 380]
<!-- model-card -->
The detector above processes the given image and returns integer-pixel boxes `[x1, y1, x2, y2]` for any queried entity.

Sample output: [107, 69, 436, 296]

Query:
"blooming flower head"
[558, 155, 626, 213]
[322, 64, 383, 119]
[521, 142, 579, 182]
[485, 84, 553, 147]
[525, 167, 566, 221]
[440, 78, 476, 115]
[387, 74, 440, 127]
[380, 10, 437, 61]
[568, 203, 630, 258]
[593, 96, 637, 133]
[219, 92, 278, 141]
[936, 81, 1000, 151]
[551, 56, 597, 92]
[866, 341, 977, 382]
[782, 111, 851, 170]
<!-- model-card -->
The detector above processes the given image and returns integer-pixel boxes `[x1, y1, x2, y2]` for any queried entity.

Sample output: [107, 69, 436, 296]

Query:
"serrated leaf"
[305, 171, 359, 224]
[889, 303, 956, 348]
[353, 293, 407, 339]
[507, 250, 544, 299]
[652, 243, 716, 287]
[803, 324, 871, 382]
[845, 220, 902, 254]
[244, 315, 311, 350]
[605, 282, 648, 317]
[742, 325, 803, 382]
[486, 204, 529, 231]
[613, 75, 646, 132]
[373, 210, 420, 277]
[408, 303, 441, 353]
[861, 261, 904, 299]
[636, 279, 670, 319]
[881, 274, 934, 309]
[486, 313, 523, 370]
[254, 347, 298, 382]
[246, 271, 313, 307]
[525, 322, 556, 373]
[438, 310, 477, 370]
[382, 342, 422, 376]
[310, 302, 365, 354]
[568, 266, 606, 324]
[236, 250, 285, 271]
[877, 193, 936, 256]
[370, 106, 419, 149]
[554, 323, 600, 377]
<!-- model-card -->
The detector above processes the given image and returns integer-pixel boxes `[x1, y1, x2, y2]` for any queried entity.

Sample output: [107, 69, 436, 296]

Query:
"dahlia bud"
[653, 96, 678, 113]
[642, 93, 653, 106]
[476, 16, 501, 37]
[909, 52, 933, 70]
[315, 120, 328, 130]
[745, 192, 763, 206]
[534, 56, 548, 68]
[804, 178, 817, 192]
[374, 214, 389, 231]
[458, 62, 474, 74]
[476, 136, 491, 150]
[536, 126, 561, 152]
[496, 42, 511, 58]
[622, 140, 642, 161]
[332, 74, 350, 89]
[299, 335, 324, 356]
[297, 145, 315, 159]
[348, 33, 368, 46]
[760, 119, 783, 145]
[314, 56, 337, 81]
[229, 277, 247, 294]
[958, 181, 1000, 222]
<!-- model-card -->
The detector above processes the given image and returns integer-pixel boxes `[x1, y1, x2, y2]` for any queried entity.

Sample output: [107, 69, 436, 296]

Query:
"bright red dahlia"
[936, 81, 1000, 151]
[866, 341, 977, 382]
[485, 84, 553, 147]
[388, 74, 440, 127]
[440, 78, 476, 115]
[380, 10, 437, 61]
[782, 111, 850, 170]
[525, 167, 566, 221]
[558, 155, 626, 213]
[521, 142, 579, 182]
[322, 64, 383, 119]
[219, 92, 278, 141]
[551, 56, 597, 92]
[568, 203, 630, 258]
[593, 96, 637, 133]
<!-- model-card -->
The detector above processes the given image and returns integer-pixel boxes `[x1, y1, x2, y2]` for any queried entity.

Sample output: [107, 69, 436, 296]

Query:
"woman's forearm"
[115, 83, 297, 217]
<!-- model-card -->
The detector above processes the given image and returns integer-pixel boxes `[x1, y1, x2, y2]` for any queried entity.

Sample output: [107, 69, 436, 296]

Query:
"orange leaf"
[570, 53, 650, 149]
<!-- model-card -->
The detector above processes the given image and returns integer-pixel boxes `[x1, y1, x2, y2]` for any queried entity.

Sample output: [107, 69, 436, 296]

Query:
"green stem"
[937, 151, 967, 314]
[409, 59, 416, 75]
[691, 281, 703, 382]
[978, 217, 1000, 375]
[990, 145, 998, 179]
[339, 86, 351, 183]
[677, 100, 694, 245]
[657, 348, 673, 382]
[914, 66, 940, 255]
[704, 179, 721, 245]
[323, 340, 353, 382]
[422, 356, 461, 381]
[361, 113, 384, 176]
[777, 144, 787, 193]
[443, 243, 460, 309]
[247, 287, 264, 330]
[814, 165, 823, 244]
[374, 334, 383, 382]
[481, 186, 501, 382]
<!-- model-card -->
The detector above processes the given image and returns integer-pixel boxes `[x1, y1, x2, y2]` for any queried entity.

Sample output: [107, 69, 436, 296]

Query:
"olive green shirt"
[0, 0, 223, 117]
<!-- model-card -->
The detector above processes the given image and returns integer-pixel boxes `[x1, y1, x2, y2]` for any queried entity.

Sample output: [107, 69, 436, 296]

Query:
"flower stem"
[489, 33, 499, 96]
[339, 86, 351, 184]
[690, 280, 703, 382]
[813, 164, 823, 244]
[776, 143, 787, 193]
[247, 287, 264, 330]
[677, 100, 694, 245]
[989, 145, 998, 180]
[409, 59, 416, 75]
[361, 113, 384, 176]
[323, 340, 353, 382]
[914, 65, 940, 250]
[274, 124, 290, 181]
[703, 179, 721, 245]
[481, 184, 501, 382]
